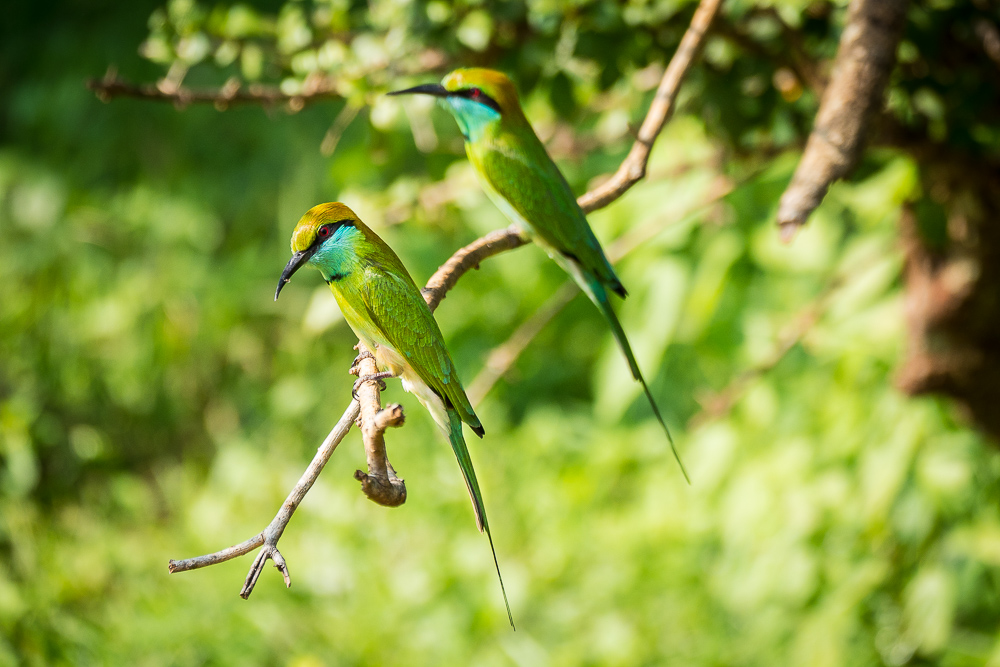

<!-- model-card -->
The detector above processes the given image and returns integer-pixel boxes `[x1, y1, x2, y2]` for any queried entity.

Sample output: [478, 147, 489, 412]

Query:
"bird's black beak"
[387, 83, 450, 98]
[275, 247, 317, 301]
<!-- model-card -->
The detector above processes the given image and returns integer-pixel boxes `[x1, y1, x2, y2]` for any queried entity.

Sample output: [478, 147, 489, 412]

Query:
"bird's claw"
[352, 372, 392, 400]
[349, 349, 376, 376]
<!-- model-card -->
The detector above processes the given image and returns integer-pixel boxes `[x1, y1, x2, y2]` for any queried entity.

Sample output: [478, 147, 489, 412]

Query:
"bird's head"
[389, 68, 524, 141]
[275, 202, 364, 300]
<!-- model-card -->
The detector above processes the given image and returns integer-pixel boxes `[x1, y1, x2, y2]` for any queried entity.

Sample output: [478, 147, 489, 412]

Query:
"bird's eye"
[471, 88, 481, 99]
[317, 225, 331, 239]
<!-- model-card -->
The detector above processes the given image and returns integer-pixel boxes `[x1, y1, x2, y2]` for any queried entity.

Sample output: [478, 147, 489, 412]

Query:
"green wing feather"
[357, 261, 483, 435]
[473, 131, 690, 483]
[353, 259, 514, 626]
[475, 132, 625, 297]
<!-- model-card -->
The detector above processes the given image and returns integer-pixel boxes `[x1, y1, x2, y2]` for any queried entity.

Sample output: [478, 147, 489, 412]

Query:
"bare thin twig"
[321, 102, 362, 156]
[687, 263, 863, 427]
[168, 400, 359, 594]
[576, 0, 723, 212]
[689, 294, 829, 427]
[87, 70, 339, 111]
[467, 283, 579, 406]
[775, 0, 909, 240]
[422, 225, 530, 311]
[168, 0, 722, 597]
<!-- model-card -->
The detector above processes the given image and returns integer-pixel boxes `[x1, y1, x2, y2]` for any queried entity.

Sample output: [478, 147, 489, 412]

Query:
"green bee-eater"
[390, 68, 689, 482]
[275, 202, 512, 626]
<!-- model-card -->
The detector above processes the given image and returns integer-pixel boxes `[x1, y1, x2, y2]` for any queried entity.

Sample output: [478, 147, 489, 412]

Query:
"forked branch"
[168, 399, 359, 597]
[167, 0, 723, 597]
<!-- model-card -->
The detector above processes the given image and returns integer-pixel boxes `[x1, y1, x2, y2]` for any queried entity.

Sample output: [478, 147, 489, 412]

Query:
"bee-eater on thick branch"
[275, 202, 512, 627]
[390, 68, 689, 483]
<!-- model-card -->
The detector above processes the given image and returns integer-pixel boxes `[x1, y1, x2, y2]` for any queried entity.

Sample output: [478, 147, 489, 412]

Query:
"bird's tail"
[447, 407, 515, 629]
[581, 276, 691, 484]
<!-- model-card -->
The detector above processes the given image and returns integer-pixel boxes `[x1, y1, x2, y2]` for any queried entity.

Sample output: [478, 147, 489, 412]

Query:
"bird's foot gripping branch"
[352, 343, 407, 508]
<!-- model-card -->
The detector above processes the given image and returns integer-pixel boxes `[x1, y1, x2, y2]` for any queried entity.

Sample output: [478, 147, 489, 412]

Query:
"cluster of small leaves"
[136, 0, 1000, 164]
[133, 0, 844, 166]
[137, 0, 710, 104]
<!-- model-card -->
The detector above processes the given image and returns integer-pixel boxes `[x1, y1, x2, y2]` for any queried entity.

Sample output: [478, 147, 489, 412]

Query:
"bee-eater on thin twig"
[275, 202, 514, 627]
[391, 68, 690, 483]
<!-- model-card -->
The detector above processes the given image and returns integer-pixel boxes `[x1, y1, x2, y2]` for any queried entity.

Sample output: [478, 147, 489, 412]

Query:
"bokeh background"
[3, 0, 1000, 664]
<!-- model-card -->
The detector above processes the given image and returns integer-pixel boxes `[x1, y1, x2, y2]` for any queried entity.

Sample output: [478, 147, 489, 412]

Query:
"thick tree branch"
[576, 0, 723, 212]
[776, 0, 908, 240]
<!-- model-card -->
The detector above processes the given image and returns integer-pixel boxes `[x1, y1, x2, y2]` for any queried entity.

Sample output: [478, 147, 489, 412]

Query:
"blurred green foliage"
[2, 0, 1000, 665]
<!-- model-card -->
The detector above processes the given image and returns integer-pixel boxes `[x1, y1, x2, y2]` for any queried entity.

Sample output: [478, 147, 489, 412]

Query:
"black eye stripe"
[457, 87, 501, 113]
[313, 219, 354, 245]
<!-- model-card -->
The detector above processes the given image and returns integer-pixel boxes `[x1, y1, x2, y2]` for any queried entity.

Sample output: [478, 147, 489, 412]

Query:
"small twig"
[87, 46, 448, 110]
[321, 102, 362, 156]
[576, 0, 723, 212]
[467, 283, 579, 405]
[242, 544, 290, 598]
[689, 303, 824, 427]
[167, 533, 265, 573]
[775, 0, 909, 240]
[168, 400, 360, 595]
[687, 259, 875, 427]
[87, 69, 340, 111]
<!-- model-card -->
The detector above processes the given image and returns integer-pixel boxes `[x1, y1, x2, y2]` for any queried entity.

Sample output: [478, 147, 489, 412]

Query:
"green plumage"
[337, 245, 483, 437]
[472, 119, 626, 299]
[391, 68, 689, 482]
[277, 202, 512, 627]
